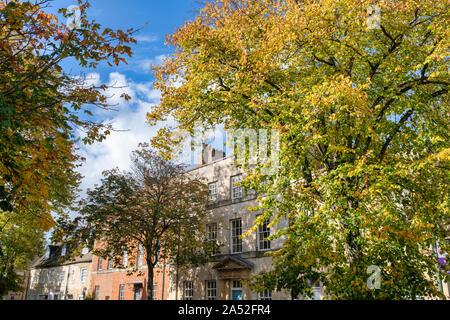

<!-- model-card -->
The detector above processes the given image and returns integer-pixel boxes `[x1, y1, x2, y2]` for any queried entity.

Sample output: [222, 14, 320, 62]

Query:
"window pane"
[123, 250, 128, 267]
[231, 219, 242, 253]
[231, 175, 243, 200]
[119, 284, 125, 300]
[207, 223, 218, 255]
[258, 289, 272, 300]
[39, 270, 46, 283]
[80, 268, 87, 283]
[258, 217, 271, 251]
[97, 256, 103, 270]
[208, 182, 218, 201]
[205, 280, 217, 300]
[137, 244, 144, 266]
[59, 271, 65, 283]
[183, 281, 193, 300]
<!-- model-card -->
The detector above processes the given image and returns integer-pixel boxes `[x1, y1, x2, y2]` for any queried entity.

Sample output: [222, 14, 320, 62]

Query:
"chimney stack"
[198, 143, 225, 167]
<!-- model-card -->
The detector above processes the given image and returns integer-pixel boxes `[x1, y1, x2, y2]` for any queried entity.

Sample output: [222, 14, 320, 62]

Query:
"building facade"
[90, 247, 170, 300]
[167, 147, 322, 300]
[169, 145, 449, 301]
[1, 269, 32, 300]
[26, 245, 93, 300]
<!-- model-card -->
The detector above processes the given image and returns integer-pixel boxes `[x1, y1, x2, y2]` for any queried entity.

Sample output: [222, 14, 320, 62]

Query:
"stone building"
[168, 144, 449, 301]
[26, 244, 93, 300]
[167, 145, 323, 300]
[1, 268, 33, 300]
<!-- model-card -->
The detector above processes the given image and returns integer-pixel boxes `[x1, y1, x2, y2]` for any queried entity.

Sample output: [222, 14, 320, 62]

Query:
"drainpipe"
[24, 270, 31, 300]
[64, 267, 70, 300]
[433, 242, 444, 299]
[161, 262, 166, 300]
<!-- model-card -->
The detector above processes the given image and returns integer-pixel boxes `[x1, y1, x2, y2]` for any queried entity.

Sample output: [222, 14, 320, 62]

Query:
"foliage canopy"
[149, 0, 449, 299]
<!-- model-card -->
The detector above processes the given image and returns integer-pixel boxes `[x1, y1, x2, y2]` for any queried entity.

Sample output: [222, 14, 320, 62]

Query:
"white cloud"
[137, 54, 168, 73]
[75, 70, 210, 199]
[134, 81, 162, 101]
[76, 72, 168, 195]
[84, 72, 101, 87]
[103, 72, 136, 107]
[135, 34, 158, 43]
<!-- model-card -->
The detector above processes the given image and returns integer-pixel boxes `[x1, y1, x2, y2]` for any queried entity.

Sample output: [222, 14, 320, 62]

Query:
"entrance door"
[134, 286, 141, 300]
[231, 280, 243, 300]
[232, 290, 242, 300]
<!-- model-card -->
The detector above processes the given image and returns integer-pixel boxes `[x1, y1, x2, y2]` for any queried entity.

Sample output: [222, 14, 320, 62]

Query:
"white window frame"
[39, 270, 46, 284]
[137, 244, 144, 267]
[70, 268, 75, 284]
[231, 175, 243, 200]
[232, 280, 242, 289]
[48, 269, 54, 283]
[205, 280, 217, 300]
[133, 286, 141, 300]
[153, 283, 158, 300]
[306, 280, 321, 300]
[107, 257, 113, 270]
[258, 289, 272, 300]
[183, 281, 194, 300]
[230, 219, 242, 253]
[80, 268, 87, 283]
[257, 216, 271, 251]
[123, 250, 128, 267]
[207, 223, 218, 255]
[119, 284, 125, 300]
[59, 270, 65, 284]
[97, 256, 103, 270]
[94, 285, 100, 300]
[208, 182, 218, 201]
[312, 285, 321, 300]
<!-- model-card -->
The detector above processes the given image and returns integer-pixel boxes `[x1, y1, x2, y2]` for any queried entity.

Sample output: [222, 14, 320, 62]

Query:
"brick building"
[90, 247, 170, 300]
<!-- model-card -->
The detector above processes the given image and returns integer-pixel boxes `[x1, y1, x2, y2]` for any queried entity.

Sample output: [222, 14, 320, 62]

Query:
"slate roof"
[32, 244, 92, 269]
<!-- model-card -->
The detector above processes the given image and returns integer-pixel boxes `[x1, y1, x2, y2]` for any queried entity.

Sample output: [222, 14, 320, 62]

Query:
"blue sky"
[51, 0, 200, 80]
[47, 0, 209, 194]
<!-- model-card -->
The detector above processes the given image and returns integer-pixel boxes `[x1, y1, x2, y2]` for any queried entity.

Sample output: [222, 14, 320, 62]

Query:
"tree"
[0, 0, 135, 294]
[0, 0, 135, 223]
[149, 0, 449, 299]
[56, 144, 213, 300]
[0, 209, 45, 295]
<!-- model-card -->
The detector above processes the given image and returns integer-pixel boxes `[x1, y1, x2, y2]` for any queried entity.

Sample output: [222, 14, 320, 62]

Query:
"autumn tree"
[0, 0, 135, 293]
[0, 209, 45, 295]
[149, 0, 449, 299]
[56, 144, 213, 300]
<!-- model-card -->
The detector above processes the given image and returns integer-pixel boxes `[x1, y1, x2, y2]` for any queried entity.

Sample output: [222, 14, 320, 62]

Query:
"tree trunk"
[175, 262, 179, 300]
[146, 258, 154, 300]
